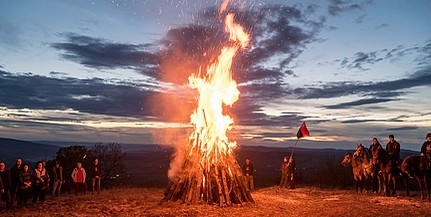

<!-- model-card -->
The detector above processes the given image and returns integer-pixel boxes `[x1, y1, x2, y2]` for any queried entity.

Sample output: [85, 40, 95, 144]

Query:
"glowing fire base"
[162, 141, 254, 206]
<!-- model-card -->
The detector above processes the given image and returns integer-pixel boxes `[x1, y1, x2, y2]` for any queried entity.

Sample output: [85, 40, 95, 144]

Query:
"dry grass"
[2, 187, 431, 217]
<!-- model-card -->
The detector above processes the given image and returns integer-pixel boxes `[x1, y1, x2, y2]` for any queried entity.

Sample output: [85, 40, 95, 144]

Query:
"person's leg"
[74, 182, 79, 195]
[58, 181, 62, 196]
[92, 178, 96, 194]
[97, 178, 101, 194]
[250, 176, 254, 191]
[52, 180, 59, 196]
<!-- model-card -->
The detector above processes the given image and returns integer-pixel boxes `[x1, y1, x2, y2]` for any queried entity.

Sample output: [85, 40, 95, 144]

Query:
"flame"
[187, 9, 250, 170]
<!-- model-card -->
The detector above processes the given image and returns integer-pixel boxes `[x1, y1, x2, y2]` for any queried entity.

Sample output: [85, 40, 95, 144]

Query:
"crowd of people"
[0, 157, 102, 210]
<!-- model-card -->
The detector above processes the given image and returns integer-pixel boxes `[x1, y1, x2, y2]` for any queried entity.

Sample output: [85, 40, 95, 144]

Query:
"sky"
[0, 0, 430, 151]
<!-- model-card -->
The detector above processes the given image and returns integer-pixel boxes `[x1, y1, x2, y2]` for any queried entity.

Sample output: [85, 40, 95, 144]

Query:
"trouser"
[17, 187, 31, 208]
[52, 180, 62, 196]
[92, 177, 101, 194]
[32, 184, 46, 204]
[280, 173, 289, 188]
[287, 172, 295, 189]
[244, 175, 254, 191]
[1, 189, 11, 209]
[74, 182, 87, 195]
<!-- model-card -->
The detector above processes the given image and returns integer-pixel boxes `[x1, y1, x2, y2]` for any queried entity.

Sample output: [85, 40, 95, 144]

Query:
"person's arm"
[82, 168, 86, 182]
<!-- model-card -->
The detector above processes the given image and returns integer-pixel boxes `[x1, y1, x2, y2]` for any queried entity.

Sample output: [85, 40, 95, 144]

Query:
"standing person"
[17, 164, 32, 208]
[71, 162, 86, 195]
[279, 156, 290, 188]
[287, 156, 296, 189]
[32, 161, 49, 204]
[10, 158, 23, 207]
[420, 133, 431, 165]
[242, 158, 254, 191]
[386, 134, 401, 165]
[91, 158, 102, 195]
[369, 137, 382, 193]
[51, 161, 63, 197]
[0, 162, 12, 209]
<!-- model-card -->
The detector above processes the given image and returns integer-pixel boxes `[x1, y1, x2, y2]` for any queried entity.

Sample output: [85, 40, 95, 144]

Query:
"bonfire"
[162, 1, 253, 206]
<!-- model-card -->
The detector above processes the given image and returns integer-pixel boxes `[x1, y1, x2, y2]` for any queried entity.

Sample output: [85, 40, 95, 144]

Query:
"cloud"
[297, 66, 431, 100]
[385, 126, 419, 131]
[0, 70, 157, 119]
[51, 32, 159, 71]
[324, 98, 396, 109]
[327, 0, 372, 16]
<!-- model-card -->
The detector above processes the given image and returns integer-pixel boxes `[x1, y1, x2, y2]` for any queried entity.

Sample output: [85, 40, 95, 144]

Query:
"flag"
[296, 122, 310, 139]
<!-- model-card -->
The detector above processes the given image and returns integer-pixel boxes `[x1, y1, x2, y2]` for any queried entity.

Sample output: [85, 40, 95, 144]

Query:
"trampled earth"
[3, 187, 431, 217]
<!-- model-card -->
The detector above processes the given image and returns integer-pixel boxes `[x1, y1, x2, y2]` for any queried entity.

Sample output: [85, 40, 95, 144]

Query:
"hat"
[427, 133, 431, 138]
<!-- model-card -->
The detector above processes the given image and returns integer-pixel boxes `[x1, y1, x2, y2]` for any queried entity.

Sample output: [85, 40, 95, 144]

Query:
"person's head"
[0, 162, 5, 171]
[94, 158, 99, 164]
[36, 161, 43, 169]
[55, 161, 60, 168]
[23, 164, 29, 172]
[372, 137, 379, 145]
[77, 162, 82, 168]
[245, 158, 250, 164]
[426, 133, 431, 141]
[283, 156, 288, 162]
[16, 158, 22, 166]
[389, 134, 394, 142]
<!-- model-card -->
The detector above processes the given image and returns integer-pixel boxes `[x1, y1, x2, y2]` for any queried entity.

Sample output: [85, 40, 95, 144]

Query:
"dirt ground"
[2, 187, 431, 217]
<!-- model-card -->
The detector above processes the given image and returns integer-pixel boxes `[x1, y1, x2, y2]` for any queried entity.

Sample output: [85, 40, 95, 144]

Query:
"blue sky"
[0, 0, 430, 151]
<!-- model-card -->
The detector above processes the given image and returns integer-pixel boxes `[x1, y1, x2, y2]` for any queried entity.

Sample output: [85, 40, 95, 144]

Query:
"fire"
[187, 12, 250, 170]
[162, 0, 254, 206]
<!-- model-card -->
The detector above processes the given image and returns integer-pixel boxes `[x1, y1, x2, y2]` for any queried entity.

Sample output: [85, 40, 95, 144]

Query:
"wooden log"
[221, 167, 232, 206]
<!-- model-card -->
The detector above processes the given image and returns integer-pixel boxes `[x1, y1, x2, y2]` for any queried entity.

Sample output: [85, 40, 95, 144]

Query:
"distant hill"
[0, 137, 60, 167]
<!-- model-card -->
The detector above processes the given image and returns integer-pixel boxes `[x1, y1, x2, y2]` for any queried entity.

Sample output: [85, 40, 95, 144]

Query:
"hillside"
[0, 138, 59, 166]
[3, 187, 430, 217]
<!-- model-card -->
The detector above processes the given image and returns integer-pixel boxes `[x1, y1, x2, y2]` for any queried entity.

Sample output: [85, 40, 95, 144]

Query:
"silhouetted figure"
[242, 158, 254, 191]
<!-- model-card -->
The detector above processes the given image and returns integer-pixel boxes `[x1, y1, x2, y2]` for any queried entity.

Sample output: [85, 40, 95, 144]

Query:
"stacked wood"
[162, 139, 254, 206]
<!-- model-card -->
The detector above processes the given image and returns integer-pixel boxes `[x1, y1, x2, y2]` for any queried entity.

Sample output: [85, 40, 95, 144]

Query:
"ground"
[2, 187, 431, 217]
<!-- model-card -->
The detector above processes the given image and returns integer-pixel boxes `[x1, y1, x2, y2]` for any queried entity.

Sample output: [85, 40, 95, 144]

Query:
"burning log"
[162, 137, 254, 206]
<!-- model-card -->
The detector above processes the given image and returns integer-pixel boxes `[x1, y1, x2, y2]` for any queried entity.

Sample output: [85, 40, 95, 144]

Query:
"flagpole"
[289, 139, 299, 159]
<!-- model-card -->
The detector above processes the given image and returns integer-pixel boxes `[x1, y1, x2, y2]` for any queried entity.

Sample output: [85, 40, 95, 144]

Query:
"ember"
[162, 0, 253, 206]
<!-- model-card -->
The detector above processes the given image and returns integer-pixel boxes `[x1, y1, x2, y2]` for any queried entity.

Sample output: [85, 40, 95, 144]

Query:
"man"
[51, 161, 63, 197]
[10, 158, 23, 207]
[420, 133, 431, 166]
[242, 158, 254, 191]
[386, 134, 401, 165]
[369, 138, 383, 193]
[91, 158, 102, 194]
[0, 162, 12, 209]
[287, 156, 296, 189]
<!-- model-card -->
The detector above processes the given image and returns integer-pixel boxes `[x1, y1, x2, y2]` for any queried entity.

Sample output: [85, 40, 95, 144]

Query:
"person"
[90, 158, 102, 194]
[51, 161, 63, 197]
[386, 134, 401, 165]
[32, 161, 49, 204]
[286, 156, 296, 189]
[369, 137, 382, 193]
[0, 162, 12, 209]
[71, 162, 86, 195]
[242, 158, 254, 191]
[10, 158, 23, 207]
[420, 133, 431, 166]
[17, 164, 32, 208]
[279, 156, 290, 188]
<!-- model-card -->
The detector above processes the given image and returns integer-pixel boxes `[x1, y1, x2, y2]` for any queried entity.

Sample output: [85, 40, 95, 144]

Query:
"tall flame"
[187, 8, 250, 171]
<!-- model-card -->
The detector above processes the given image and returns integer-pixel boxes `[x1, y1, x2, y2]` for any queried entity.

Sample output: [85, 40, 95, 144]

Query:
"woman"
[32, 161, 49, 204]
[18, 164, 32, 208]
